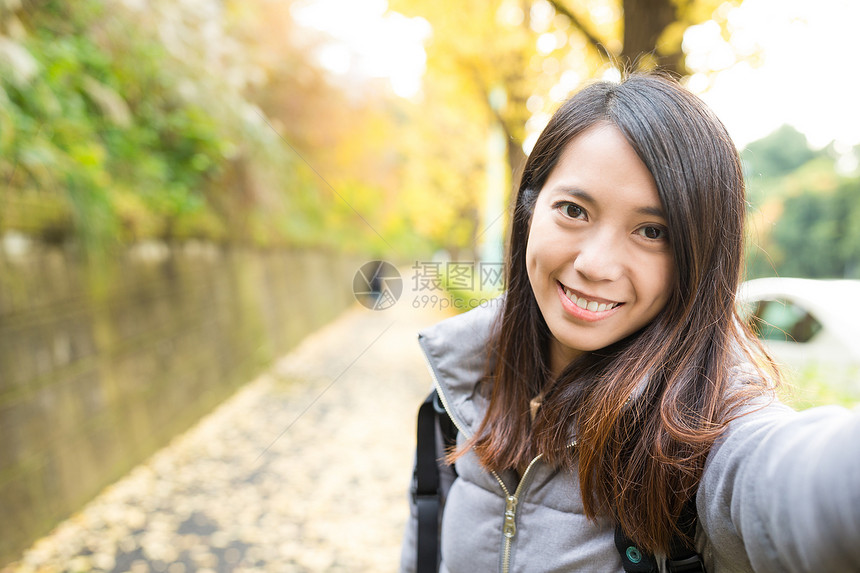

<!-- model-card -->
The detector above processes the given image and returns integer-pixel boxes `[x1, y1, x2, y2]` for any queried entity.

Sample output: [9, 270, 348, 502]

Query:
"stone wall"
[0, 237, 361, 564]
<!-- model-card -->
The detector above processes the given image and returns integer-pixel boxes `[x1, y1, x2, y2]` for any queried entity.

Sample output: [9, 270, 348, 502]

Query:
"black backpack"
[413, 390, 707, 573]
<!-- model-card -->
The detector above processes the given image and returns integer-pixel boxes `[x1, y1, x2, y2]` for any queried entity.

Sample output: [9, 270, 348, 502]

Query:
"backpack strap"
[665, 498, 706, 573]
[615, 497, 706, 573]
[433, 389, 459, 464]
[615, 526, 659, 573]
[415, 391, 441, 573]
[414, 389, 460, 573]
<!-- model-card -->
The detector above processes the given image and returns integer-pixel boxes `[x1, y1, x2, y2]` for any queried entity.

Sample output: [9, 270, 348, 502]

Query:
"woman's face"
[525, 123, 676, 375]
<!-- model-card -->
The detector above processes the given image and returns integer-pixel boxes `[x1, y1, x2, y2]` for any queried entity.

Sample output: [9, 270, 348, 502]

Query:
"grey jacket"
[400, 301, 860, 573]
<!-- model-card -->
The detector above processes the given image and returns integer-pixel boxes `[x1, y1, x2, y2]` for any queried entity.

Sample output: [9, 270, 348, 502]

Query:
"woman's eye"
[637, 226, 666, 240]
[559, 203, 585, 219]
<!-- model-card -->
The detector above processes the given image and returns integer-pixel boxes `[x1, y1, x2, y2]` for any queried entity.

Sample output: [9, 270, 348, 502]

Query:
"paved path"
[3, 303, 448, 573]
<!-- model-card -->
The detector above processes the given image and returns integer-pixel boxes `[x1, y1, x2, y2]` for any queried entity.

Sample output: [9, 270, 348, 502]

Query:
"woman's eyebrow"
[557, 188, 595, 203]
[558, 188, 666, 219]
[635, 205, 666, 218]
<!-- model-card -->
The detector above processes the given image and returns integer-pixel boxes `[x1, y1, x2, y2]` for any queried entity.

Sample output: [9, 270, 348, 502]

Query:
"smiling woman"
[400, 73, 860, 573]
[457, 73, 751, 556]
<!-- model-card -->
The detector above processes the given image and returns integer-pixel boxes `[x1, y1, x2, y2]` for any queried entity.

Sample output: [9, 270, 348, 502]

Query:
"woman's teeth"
[563, 287, 619, 312]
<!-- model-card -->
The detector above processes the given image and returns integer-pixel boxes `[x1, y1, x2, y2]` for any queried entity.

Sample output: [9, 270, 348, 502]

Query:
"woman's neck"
[549, 338, 584, 380]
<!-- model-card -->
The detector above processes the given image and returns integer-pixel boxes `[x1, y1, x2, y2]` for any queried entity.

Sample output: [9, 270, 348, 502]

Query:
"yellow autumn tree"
[387, 0, 745, 257]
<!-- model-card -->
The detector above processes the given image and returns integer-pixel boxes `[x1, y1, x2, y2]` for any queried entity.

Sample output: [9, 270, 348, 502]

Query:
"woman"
[400, 73, 860, 573]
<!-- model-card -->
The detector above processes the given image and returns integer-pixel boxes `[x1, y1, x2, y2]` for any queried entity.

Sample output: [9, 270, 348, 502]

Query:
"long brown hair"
[460, 73, 776, 553]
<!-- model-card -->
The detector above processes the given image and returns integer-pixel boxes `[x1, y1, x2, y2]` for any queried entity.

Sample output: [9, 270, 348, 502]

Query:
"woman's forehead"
[539, 124, 662, 215]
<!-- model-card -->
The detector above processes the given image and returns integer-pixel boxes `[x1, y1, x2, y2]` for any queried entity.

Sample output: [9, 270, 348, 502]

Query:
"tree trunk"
[621, 0, 681, 74]
[507, 137, 526, 190]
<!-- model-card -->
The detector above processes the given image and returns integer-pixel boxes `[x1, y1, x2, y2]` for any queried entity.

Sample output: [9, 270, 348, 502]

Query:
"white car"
[738, 277, 860, 395]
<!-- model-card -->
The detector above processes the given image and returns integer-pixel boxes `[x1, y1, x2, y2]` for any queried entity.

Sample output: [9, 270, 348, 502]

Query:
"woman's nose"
[572, 230, 624, 282]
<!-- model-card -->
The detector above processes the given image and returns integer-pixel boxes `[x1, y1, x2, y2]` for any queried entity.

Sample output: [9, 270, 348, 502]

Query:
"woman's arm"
[698, 400, 860, 572]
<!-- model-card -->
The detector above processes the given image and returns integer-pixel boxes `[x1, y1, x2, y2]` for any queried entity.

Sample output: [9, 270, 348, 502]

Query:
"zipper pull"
[503, 495, 518, 538]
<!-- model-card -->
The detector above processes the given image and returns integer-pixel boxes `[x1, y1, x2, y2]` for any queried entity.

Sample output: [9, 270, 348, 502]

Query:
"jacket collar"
[417, 297, 504, 437]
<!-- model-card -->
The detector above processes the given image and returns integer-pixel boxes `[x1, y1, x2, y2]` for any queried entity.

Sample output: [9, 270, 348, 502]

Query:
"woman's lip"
[555, 282, 624, 322]
[557, 281, 621, 306]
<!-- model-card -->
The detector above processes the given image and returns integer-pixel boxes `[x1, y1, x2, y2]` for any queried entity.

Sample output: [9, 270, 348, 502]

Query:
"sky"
[684, 0, 860, 149]
[290, 0, 431, 99]
[292, 0, 860, 151]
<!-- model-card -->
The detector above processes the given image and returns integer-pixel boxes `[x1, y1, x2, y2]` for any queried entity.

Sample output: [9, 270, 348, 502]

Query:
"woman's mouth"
[557, 282, 623, 316]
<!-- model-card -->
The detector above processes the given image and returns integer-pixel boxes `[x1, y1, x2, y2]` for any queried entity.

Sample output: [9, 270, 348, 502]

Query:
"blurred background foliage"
[1, 0, 859, 273]
[744, 125, 860, 280]
[0, 0, 420, 256]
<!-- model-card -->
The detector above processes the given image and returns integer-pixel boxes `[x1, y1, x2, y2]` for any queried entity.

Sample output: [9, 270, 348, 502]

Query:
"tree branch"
[545, 0, 616, 62]
[463, 61, 515, 143]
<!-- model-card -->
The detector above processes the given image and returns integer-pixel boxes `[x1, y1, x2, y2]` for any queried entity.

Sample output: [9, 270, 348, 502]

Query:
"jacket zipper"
[491, 437, 578, 573]
[491, 453, 542, 573]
